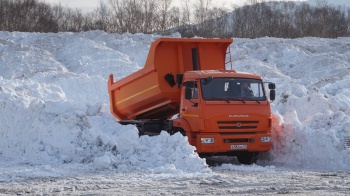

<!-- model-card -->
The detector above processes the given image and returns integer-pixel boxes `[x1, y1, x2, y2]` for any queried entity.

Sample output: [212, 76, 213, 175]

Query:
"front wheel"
[237, 152, 259, 165]
[168, 127, 186, 136]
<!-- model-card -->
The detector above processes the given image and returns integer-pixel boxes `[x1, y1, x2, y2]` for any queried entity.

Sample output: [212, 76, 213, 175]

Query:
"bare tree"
[94, 1, 111, 32]
[193, 0, 213, 36]
[158, 0, 172, 32]
[0, 0, 58, 32]
[347, 8, 350, 35]
[141, 0, 157, 33]
[108, 0, 145, 33]
[0, 0, 8, 30]
[167, 6, 181, 31]
[0, 0, 348, 37]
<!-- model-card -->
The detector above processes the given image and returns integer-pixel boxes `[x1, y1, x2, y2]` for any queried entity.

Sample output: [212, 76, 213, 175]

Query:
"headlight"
[261, 136, 271, 142]
[201, 138, 214, 144]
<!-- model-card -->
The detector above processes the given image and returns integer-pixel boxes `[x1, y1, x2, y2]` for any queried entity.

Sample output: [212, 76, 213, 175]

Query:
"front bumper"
[194, 132, 271, 153]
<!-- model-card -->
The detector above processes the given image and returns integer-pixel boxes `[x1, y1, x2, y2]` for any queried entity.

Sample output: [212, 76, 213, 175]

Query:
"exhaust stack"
[192, 48, 199, 70]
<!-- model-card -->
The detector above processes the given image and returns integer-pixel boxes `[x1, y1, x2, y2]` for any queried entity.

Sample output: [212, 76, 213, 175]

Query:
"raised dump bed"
[108, 38, 232, 120]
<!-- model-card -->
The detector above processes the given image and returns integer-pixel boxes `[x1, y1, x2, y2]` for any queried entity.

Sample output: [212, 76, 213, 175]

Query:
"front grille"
[217, 121, 259, 130]
[220, 132, 256, 135]
[218, 121, 259, 124]
[345, 136, 350, 149]
[219, 126, 256, 129]
[224, 139, 248, 143]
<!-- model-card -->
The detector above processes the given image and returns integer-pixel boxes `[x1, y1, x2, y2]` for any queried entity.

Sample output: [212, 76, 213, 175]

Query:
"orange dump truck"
[108, 38, 276, 164]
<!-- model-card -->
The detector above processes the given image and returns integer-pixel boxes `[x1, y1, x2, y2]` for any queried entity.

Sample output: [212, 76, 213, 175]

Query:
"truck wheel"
[169, 127, 186, 136]
[237, 152, 259, 165]
[136, 125, 144, 136]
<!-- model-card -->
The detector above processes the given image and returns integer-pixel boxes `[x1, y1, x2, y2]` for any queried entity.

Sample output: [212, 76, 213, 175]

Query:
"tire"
[237, 152, 259, 165]
[136, 125, 144, 136]
[169, 127, 186, 136]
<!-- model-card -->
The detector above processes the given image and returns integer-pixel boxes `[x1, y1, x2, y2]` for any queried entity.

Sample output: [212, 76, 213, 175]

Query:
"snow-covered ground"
[0, 31, 349, 195]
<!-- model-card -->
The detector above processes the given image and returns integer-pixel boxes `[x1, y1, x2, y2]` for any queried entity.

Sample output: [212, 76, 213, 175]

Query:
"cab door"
[180, 81, 201, 132]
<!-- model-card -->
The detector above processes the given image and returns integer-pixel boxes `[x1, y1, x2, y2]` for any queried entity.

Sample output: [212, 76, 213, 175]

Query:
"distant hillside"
[0, 0, 349, 38]
[161, 1, 350, 38]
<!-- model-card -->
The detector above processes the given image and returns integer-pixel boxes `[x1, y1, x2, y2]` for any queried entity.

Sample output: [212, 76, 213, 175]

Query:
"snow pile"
[0, 31, 208, 174]
[230, 37, 350, 170]
[0, 31, 349, 174]
[218, 164, 277, 172]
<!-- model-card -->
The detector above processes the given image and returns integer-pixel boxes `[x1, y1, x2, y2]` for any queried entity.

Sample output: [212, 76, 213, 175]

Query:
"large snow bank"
[0, 31, 349, 173]
[0, 31, 208, 174]
[229, 37, 350, 170]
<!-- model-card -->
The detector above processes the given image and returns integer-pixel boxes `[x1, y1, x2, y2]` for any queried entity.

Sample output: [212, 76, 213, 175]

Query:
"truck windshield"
[201, 78, 266, 101]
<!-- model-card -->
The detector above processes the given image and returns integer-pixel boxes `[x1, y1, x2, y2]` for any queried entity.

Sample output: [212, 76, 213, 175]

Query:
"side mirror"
[270, 89, 275, 101]
[185, 88, 192, 99]
[176, 74, 184, 88]
[268, 83, 276, 90]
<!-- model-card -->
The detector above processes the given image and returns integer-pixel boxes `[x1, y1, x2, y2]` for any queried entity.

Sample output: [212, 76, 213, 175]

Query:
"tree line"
[0, 0, 349, 38]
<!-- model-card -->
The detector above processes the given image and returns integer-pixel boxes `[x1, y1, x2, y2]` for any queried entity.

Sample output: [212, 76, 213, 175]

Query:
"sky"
[40, 0, 350, 12]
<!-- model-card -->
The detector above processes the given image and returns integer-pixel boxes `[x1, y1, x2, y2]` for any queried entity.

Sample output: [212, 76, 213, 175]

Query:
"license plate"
[231, 144, 247, 149]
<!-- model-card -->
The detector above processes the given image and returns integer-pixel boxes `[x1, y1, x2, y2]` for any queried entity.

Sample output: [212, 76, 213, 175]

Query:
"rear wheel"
[237, 152, 259, 165]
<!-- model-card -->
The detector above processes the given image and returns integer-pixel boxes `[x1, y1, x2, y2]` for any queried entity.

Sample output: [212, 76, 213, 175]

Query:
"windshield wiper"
[211, 97, 231, 103]
[229, 97, 246, 103]
[207, 97, 247, 104]
[238, 96, 261, 104]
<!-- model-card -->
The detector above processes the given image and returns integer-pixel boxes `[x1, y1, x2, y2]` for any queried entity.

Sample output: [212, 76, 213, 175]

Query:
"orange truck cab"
[108, 38, 276, 164]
